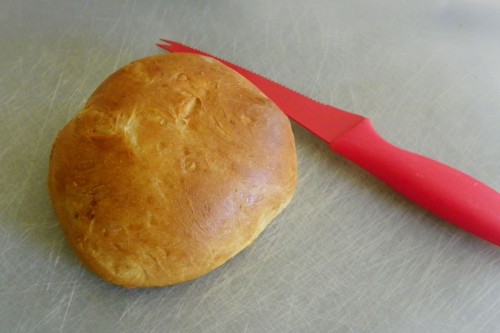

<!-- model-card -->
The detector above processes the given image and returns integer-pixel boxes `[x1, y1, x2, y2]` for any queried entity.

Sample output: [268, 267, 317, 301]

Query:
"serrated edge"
[157, 39, 332, 108]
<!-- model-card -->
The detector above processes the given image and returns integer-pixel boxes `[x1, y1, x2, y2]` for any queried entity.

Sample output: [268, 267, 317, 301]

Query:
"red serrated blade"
[157, 39, 364, 143]
[157, 39, 500, 246]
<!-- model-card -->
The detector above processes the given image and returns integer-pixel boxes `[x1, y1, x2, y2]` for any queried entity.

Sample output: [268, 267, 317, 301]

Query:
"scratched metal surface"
[1, 0, 500, 332]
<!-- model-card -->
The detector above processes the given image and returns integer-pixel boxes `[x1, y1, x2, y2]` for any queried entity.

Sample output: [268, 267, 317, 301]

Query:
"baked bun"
[48, 53, 297, 288]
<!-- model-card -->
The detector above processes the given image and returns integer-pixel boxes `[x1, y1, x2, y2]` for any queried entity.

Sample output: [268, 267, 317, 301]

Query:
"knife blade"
[157, 39, 500, 246]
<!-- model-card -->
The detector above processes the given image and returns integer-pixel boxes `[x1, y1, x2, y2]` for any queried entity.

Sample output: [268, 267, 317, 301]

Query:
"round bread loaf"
[48, 53, 297, 288]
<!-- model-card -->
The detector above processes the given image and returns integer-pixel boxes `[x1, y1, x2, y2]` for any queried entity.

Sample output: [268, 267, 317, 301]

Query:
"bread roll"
[48, 53, 297, 288]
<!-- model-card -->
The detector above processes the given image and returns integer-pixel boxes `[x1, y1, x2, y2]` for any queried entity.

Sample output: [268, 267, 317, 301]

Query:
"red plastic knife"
[157, 39, 500, 246]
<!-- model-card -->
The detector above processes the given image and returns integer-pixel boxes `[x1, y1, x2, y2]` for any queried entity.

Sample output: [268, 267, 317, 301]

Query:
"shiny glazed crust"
[48, 53, 297, 288]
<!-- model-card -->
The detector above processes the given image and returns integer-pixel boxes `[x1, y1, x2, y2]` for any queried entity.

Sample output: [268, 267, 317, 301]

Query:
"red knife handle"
[330, 118, 500, 246]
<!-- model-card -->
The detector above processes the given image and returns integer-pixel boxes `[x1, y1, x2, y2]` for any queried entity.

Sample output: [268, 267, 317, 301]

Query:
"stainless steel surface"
[1, 0, 499, 332]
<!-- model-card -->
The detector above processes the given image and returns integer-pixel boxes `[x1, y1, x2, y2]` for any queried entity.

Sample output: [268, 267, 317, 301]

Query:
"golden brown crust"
[48, 53, 297, 288]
